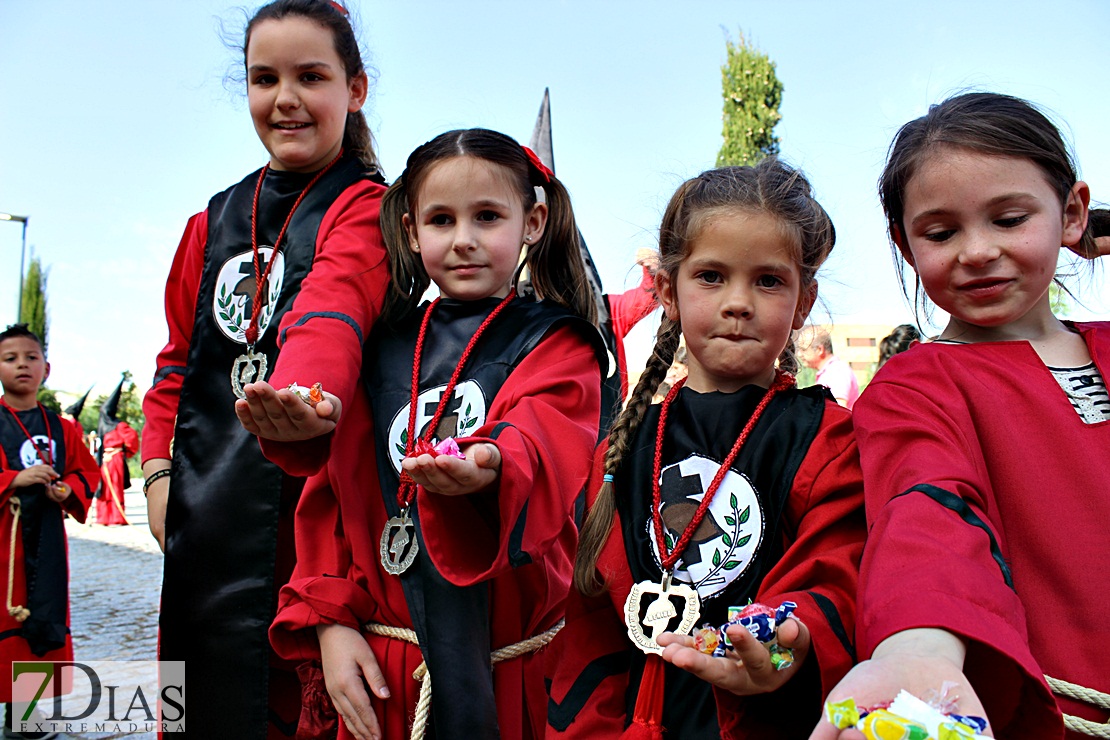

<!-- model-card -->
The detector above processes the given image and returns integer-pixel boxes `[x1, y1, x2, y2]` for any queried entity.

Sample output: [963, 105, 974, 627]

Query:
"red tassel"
[626, 654, 666, 739]
[295, 661, 338, 740]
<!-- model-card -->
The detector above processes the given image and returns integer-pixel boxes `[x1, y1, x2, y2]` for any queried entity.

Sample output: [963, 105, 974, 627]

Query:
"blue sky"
[2, 0, 1108, 395]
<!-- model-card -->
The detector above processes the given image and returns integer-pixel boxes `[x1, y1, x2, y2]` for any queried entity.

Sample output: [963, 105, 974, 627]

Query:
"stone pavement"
[50, 484, 162, 739]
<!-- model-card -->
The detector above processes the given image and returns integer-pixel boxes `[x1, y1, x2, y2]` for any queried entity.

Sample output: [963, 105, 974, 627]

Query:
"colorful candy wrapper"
[287, 382, 324, 407]
[412, 437, 467, 460]
[823, 691, 990, 740]
[434, 437, 466, 459]
[693, 625, 721, 656]
[768, 641, 794, 671]
[858, 709, 930, 740]
[824, 698, 861, 730]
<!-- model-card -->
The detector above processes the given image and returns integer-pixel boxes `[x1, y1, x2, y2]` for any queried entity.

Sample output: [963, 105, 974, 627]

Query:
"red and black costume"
[853, 322, 1110, 740]
[547, 385, 864, 739]
[268, 296, 604, 740]
[0, 404, 99, 701]
[142, 154, 388, 739]
[95, 421, 138, 526]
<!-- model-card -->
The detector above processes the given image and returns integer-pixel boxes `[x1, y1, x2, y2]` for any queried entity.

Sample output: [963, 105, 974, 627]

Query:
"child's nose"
[452, 225, 478, 251]
[276, 81, 301, 110]
[721, 285, 754, 318]
[958, 231, 1002, 266]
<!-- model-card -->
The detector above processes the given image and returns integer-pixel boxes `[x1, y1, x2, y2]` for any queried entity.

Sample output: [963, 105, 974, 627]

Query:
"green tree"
[20, 256, 48, 351]
[717, 32, 784, 167]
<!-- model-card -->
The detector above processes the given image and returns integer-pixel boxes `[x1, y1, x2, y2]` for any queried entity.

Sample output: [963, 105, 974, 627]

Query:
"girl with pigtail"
[546, 159, 866, 739]
[256, 128, 605, 740]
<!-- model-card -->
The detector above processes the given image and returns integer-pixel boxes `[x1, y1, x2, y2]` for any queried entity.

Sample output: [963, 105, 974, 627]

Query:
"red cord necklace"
[379, 290, 518, 575]
[0, 399, 55, 468]
[623, 369, 794, 655]
[230, 151, 344, 399]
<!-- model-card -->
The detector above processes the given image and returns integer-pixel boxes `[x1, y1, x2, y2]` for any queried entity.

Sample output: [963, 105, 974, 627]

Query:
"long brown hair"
[573, 158, 835, 597]
[379, 128, 596, 324]
[243, 0, 379, 170]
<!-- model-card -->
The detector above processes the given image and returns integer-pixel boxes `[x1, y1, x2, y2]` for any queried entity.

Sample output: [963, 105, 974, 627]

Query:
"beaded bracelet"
[142, 469, 171, 497]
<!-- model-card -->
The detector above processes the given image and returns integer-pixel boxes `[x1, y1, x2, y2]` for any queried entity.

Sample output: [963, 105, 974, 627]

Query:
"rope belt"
[101, 448, 128, 522]
[6, 498, 29, 622]
[363, 619, 564, 740]
[1046, 674, 1110, 738]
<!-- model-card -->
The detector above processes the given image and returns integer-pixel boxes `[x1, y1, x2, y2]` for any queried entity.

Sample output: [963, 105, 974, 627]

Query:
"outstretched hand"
[234, 380, 341, 441]
[400, 441, 502, 496]
[808, 629, 992, 739]
[657, 616, 811, 696]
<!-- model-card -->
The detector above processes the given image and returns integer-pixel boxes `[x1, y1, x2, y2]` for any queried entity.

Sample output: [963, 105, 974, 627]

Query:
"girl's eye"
[996, 214, 1030, 228]
[757, 274, 783, 288]
[252, 74, 277, 86]
[696, 270, 722, 284]
[301, 72, 324, 83]
[476, 210, 500, 223]
[922, 229, 955, 243]
[429, 214, 452, 226]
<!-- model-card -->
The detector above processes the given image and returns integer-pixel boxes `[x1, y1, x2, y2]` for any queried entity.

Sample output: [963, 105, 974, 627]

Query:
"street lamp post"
[0, 213, 29, 322]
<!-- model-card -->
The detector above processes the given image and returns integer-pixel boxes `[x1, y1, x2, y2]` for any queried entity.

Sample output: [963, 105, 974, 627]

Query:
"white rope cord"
[6, 498, 29, 622]
[1046, 675, 1110, 738]
[364, 619, 564, 740]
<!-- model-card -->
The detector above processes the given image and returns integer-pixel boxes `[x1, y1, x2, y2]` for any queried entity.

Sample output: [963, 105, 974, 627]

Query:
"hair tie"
[328, 1, 349, 17]
[521, 146, 553, 185]
[602, 474, 614, 483]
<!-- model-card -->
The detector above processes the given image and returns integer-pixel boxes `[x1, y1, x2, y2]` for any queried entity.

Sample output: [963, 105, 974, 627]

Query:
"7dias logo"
[11, 661, 185, 735]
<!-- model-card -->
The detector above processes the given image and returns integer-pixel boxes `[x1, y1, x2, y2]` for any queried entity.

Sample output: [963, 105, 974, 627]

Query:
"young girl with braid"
[259, 128, 605, 740]
[546, 159, 866, 739]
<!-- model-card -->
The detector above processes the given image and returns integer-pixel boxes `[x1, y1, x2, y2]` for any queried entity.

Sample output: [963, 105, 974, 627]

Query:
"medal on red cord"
[230, 153, 343, 399]
[623, 371, 793, 655]
[379, 291, 517, 575]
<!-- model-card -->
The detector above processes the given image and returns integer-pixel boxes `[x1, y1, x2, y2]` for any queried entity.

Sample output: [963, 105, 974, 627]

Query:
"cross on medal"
[624, 570, 700, 655]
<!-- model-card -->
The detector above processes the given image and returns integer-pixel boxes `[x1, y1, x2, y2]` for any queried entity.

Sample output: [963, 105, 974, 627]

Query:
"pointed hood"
[64, 386, 93, 417]
[529, 88, 555, 172]
[98, 376, 125, 438]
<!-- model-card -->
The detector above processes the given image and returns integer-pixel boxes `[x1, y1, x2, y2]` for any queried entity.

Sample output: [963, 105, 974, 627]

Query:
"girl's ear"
[891, 223, 916, 269]
[1061, 180, 1091, 248]
[793, 281, 818, 330]
[43, 361, 50, 383]
[347, 71, 369, 112]
[656, 271, 680, 322]
[524, 201, 548, 244]
[402, 213, 420, 254]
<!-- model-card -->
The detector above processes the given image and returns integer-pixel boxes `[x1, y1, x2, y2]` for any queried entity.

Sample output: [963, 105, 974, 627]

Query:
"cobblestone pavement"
[45, 484, 162, 739]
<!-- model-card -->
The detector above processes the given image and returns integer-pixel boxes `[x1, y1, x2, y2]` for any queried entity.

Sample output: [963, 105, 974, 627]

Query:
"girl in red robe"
[814, 93, 1110, 740]
[141, 2, 389, 736]
[252, 129, 603, 740]
[547, 159, 865, 739]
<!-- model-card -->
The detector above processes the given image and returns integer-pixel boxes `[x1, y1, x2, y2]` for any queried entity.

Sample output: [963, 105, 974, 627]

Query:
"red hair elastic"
[328, 1, 349, 16]
[522, 146, 553, 184]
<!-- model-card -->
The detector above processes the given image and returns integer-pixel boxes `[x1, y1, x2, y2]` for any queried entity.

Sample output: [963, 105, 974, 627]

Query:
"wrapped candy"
[823, 692, 990, 739]
[824, 698, 860, 729]
[693, 625, 721, 656]
[412, 437, 467, 460]
[286, 382, 324, 407]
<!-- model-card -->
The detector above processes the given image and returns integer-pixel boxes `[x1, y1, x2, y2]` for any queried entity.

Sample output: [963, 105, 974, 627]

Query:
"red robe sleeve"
[714, 400, 865, 737]
[545, 442, 637, 738]
[59, 416, 100, 523]
[260, 179, 390, 476]
[142, 211, 208, 464]
[415, 325, 602, 586]
[269, 386, 389, 662]
[853, 377, 1060, 739]
[608, 265, 657, 343]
